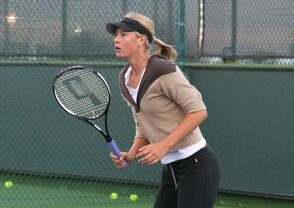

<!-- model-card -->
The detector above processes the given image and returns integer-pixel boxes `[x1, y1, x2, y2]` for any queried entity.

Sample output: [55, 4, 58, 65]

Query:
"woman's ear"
[140, 35, 148, 45]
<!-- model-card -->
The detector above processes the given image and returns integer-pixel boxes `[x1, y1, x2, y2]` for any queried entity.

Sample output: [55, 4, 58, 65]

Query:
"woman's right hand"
[110, 152, 129, 168]
[110, 137, 149, 168]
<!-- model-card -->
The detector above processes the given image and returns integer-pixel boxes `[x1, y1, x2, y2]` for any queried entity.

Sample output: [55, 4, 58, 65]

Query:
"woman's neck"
[127, 52, 149, 76]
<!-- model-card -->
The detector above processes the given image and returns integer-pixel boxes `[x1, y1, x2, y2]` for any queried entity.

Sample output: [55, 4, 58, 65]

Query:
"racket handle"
[107, 139, 128, 166]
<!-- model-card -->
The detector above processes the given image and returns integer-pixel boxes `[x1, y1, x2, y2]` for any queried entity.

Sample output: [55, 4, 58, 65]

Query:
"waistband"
[170, 145, 210, 166]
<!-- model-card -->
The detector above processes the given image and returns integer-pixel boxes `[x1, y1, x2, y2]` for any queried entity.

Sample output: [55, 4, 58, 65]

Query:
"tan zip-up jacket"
[119, 55, 207, 153]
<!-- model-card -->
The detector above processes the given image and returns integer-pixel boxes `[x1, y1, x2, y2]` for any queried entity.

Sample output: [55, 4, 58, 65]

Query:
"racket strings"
[54, 69, 110, 119]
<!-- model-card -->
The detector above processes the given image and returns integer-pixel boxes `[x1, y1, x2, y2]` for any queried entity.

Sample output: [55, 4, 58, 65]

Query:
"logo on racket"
[62, 76, 101, 106]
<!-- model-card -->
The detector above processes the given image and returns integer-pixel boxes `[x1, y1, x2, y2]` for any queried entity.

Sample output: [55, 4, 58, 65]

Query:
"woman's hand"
[109, 152, 129, 168]
[110, 137, 150, 168]
[136, 142, 169, 165]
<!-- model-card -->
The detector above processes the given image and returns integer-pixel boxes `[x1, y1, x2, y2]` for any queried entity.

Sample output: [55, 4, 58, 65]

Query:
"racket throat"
[105, 135, 113, 143]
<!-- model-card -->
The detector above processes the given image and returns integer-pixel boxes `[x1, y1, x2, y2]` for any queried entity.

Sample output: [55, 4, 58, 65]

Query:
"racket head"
[53, 65, 110, 120]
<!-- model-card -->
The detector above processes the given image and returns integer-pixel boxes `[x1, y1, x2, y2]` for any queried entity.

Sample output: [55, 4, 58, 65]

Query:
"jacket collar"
[119, 55, 176, 112]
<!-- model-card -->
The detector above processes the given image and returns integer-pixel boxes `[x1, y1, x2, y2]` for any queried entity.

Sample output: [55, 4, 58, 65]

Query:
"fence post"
[61, 0, 67, 59]
[3, 0, 9, 53]
[177, 0, 185, 70]
[231, 0, 237, 59]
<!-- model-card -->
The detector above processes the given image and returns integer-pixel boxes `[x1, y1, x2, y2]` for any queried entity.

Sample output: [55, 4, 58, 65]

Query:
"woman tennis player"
[106, 12, 220, 208]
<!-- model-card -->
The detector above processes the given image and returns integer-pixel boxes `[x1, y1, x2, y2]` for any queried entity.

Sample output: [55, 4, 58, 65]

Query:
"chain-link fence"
[0, 0, 182, 59]
[200, 0, 294, 59]
[0, 0, 293, 62]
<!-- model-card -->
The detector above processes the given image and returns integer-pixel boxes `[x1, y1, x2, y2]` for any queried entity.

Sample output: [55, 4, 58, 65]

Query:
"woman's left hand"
[136, 142, 169, 165]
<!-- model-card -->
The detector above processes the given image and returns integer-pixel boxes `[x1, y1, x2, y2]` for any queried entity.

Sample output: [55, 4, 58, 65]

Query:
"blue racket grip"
[107, 139, 128, 166]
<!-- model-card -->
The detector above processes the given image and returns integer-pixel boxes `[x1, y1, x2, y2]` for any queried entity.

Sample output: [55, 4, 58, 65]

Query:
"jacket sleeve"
[121, 94, 145, 139]
[130, 106, 145, 139]
[158, 67, 206, 114]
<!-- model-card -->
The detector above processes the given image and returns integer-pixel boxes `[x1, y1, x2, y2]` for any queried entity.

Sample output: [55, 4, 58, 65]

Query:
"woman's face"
[113, 29, 144, 59]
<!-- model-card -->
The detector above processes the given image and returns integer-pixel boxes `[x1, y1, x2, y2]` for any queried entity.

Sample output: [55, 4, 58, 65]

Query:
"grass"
[215, 193, 294, 208]
[1, 173, 293, 208]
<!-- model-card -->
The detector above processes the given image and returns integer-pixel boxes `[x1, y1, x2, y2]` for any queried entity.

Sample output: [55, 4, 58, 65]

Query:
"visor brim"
[106, 22, 135, 35]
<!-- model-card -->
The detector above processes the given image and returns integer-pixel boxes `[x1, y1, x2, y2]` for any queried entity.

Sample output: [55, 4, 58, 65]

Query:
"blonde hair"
[124, 12, 177, 62]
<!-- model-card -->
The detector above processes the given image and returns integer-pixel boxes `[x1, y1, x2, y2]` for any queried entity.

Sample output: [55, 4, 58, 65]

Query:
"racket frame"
[52, 65, 126, 163]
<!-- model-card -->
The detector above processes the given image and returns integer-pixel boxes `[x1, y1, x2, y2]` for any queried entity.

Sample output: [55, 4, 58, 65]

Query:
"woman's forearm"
[161, 110, 208, 150]
[127, 137, 150, 161]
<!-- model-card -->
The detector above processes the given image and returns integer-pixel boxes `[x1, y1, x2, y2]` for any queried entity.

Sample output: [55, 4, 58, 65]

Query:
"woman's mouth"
[115, 46, 121, 53]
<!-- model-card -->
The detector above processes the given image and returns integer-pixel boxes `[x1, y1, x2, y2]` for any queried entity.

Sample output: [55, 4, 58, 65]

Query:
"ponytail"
[153, 37, 177, 62]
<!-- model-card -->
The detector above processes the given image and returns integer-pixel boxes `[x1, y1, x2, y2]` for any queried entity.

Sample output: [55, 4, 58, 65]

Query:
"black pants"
[153, 146, 220, 208]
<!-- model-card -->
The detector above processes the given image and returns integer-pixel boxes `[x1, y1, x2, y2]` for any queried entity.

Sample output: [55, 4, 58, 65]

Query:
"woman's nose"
[113, 35, 119, 43]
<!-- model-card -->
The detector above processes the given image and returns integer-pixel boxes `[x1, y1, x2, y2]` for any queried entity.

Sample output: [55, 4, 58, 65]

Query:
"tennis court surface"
[1, 173, 293, 208]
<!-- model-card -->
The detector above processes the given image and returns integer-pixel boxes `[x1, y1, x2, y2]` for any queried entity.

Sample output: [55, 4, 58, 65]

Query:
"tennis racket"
[53, 65, 127, 165]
